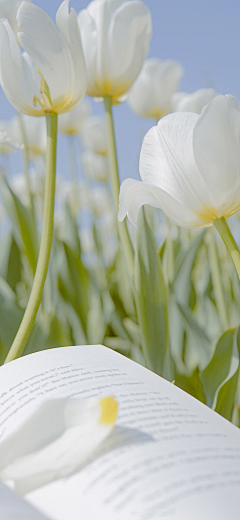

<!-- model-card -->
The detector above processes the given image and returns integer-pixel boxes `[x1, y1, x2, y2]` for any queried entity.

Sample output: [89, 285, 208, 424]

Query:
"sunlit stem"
[103, 96, 134, 278]
[213, 217, 240, 282]
[18, 113, 36, 228]
[207, 227, 228, 330]
[4, 112, 58, 363]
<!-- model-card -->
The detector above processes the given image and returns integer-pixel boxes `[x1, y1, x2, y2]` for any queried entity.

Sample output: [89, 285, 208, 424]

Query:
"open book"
[0, 344, 240, 520]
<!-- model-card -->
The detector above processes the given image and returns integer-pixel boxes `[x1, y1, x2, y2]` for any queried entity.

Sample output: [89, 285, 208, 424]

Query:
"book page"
[0, 345, 240, 520]
[0, 482, 52, 520]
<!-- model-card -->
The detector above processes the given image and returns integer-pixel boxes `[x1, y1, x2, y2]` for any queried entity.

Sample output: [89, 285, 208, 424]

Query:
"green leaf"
[0, 285, 24, 363]
[115, 249, 135, 316]
[173, 230, 205, 305]
[175, 366, 206, 403]
[0, 231, 22, 291]
[63, 202, 81, 254]
[87, 287, 106, 344]
[58, 241, 89, 335]
[0, 176, 38, 274]
[200, 328, 239, 421]
[134, 208, 169, 375]
[177, 302, 212, 370]
[23, 311, 72, 356]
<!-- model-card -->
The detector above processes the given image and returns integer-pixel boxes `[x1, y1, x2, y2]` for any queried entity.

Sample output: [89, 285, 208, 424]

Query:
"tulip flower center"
[33, 73, 52, 113]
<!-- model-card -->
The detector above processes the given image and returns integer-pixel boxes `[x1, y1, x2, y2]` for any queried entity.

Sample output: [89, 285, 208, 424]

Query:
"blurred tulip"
[0, 396, 118, 494]
[0, 0, 87, 115]
[172, 87, 218, 114]
[0, 117, 23, 154]
[58, 97, 91, 134]
[9, 168, 44, 204]
[14, 115, 47, 156]
[119, 95, 240, 228]
[91, 185, 113, 215]
[128, 58, 183, 118]
[81, 116, 108, 155]
[0, 0, 31, 36]
[78, 0, 152, 102]
[82, 150, 109, 182]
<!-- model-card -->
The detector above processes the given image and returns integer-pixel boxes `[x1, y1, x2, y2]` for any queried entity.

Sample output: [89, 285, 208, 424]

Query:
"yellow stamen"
[100, 396, 118, 425]
[33, 95, 44, 109]
[40, 76, 45, 94]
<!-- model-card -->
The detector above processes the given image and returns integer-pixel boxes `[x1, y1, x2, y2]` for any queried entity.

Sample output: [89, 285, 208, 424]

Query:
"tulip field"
[0, 0, 239, 430]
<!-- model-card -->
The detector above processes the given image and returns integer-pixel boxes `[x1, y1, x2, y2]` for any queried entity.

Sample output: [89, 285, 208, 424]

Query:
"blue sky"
[1, 0, 240, 184]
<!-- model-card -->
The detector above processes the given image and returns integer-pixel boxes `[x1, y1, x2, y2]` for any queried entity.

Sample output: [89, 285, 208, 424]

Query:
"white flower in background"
[0, 0, 87, 115]
[78, 0, 152, 102]
[81, 116, 108, 155]
[128, 58, 183, 119]
[0, 396, 117, 494]
[58, 97, 91, 134]
[9, 172, 28, 204]
[9, 168, 44, 205]
[91, 185, 113, 215]
[171, 87, 218, 114]
[12, 115, 47, 156]
[0, 0, 31, 36]
[119, 95, 240, 228]
[55, 177, 90, 216]
[82, 150, 109, 182]
[0, 117, 23, 154]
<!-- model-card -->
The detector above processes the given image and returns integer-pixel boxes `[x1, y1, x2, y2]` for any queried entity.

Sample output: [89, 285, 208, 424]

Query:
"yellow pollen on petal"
[95, 73, 131, 100]
[195, 205, 218, 222]
[99, 396, 118, 425]
[144, 107, 168, 119]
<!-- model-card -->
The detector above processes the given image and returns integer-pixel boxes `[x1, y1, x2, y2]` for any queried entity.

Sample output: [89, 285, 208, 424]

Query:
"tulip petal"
[0, 20, 43, 116]
[193, 94, 240, 218]
[56, 1, 87, 111]
[140, 114, 217, 219]
[108, 1, 152, 96]
[0, 397, 117, 494]
[17, 1, 72, 106]
[172, 88, 218, 114]
[78, 9, 101, 97]
[119, 178, 208, 228]
[128, 58, 183, 118]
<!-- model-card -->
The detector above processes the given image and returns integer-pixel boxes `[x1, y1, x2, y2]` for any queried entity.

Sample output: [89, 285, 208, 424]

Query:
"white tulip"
[119, 95, 240, 228]
[78, 0, 152, 101]
[128, 58, 183, 119]
[58, 97, 91, 134]
[0, 0, 31, 36]
[0, 396, 117, 494]
[0, 117, 23, 154]
[12, 115, 47, 156]
[81, 116, 108, 155]
[0, 0, 87, 116]
[82, 150, 109, 182]
[91, 185, 113, 215]
[172, 87, 218, 114]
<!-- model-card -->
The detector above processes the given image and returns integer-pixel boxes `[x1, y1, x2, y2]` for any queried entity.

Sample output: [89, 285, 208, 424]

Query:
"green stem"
[67, 135, 79, 216]
[213, 217, 240, 282]
[18, 113, 36, 226]
[4, 112, 58, 363]
[166, 218, 174, 284]
[207, 228, 228, 330]
[103, 96, 134, 278]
